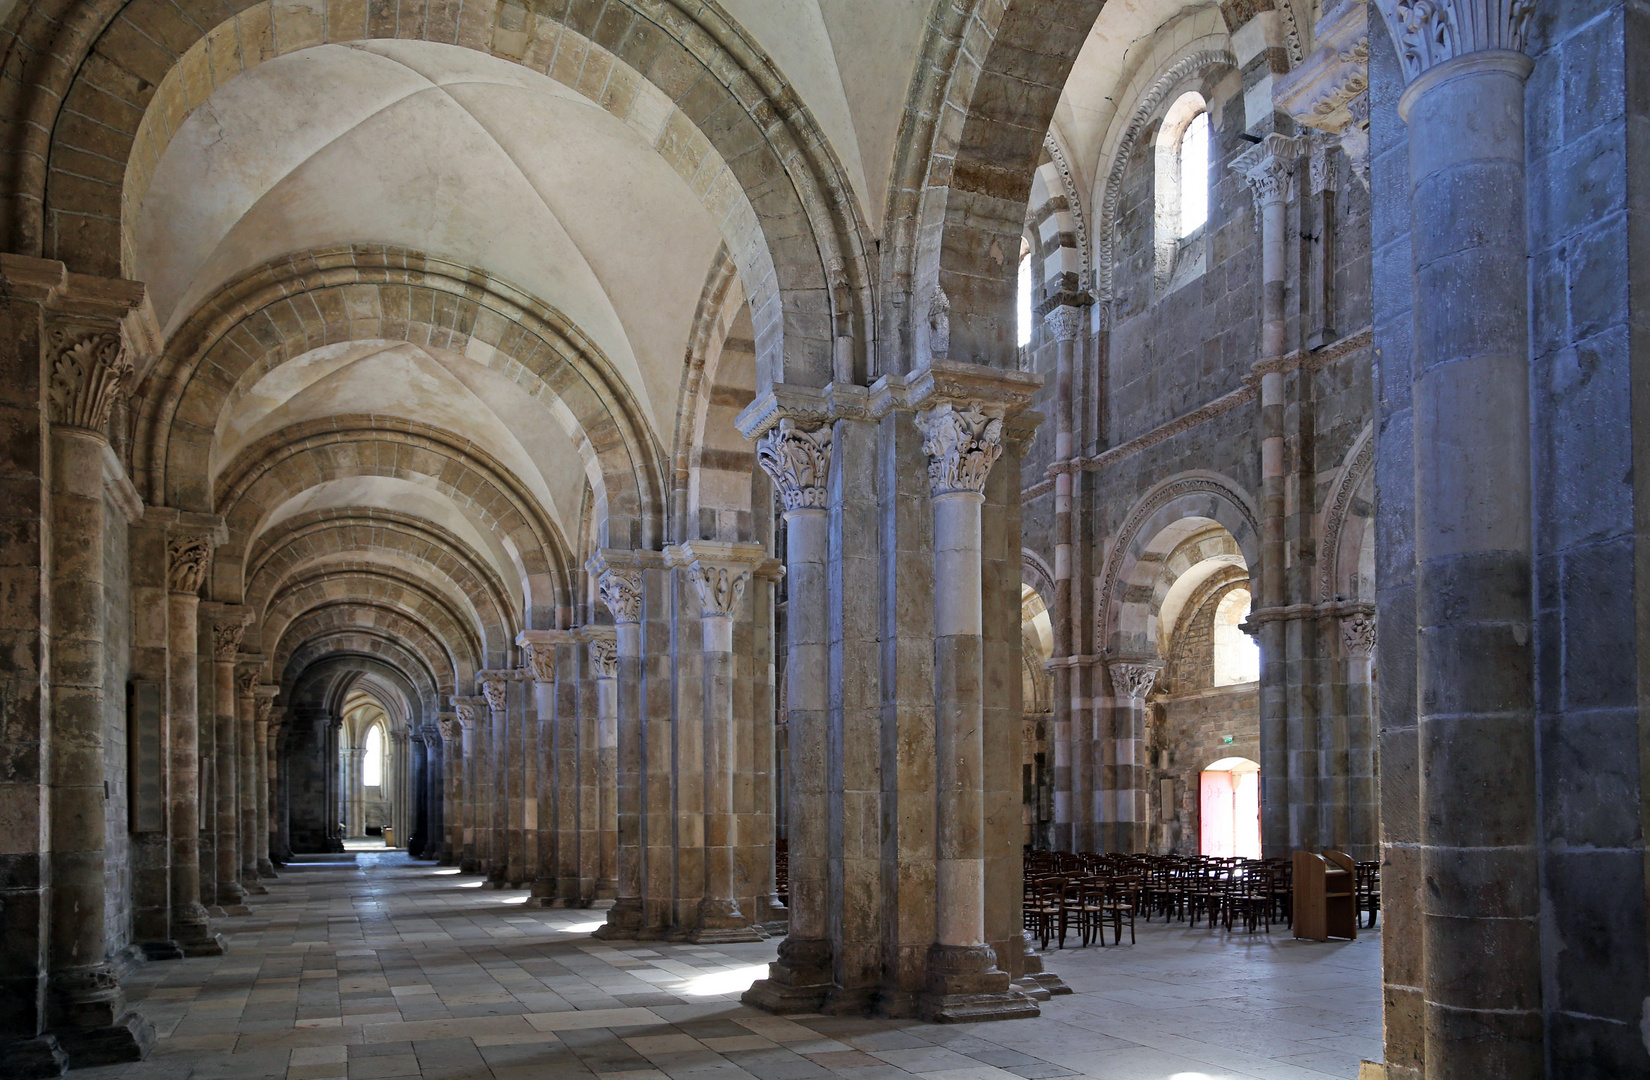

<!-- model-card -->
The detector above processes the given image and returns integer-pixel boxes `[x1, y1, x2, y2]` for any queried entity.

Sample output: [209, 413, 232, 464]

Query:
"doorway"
[1201, 756, 1261, 858]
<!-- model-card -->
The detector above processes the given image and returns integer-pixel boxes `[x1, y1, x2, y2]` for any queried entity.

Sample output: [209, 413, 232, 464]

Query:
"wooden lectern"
[1293, 850, 1358, 941]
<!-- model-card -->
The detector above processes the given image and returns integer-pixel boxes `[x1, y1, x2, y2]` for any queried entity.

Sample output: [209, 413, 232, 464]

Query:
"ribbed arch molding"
[274, 603, 456, 698]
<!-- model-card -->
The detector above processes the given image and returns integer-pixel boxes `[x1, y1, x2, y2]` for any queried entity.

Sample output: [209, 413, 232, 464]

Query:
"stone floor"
[81, 853, 1381, 1080]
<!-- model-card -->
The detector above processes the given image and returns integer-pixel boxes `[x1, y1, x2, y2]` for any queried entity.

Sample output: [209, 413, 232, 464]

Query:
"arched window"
[1016, 237, 1033, 347]
[1155, 92, 1212, 292]
[1212, 588, 1260, 685]
[1180, 110, 1209, 236]
[362, 724, 384, 788]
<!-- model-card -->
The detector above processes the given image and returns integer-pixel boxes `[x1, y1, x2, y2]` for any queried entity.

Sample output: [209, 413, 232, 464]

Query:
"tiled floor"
[83, 852, 1381, 1080]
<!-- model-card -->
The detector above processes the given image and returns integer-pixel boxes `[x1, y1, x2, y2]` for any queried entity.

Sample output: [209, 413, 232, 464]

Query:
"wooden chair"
[1102, 874, 1139, 944]
[1356, 861, 1380, 928]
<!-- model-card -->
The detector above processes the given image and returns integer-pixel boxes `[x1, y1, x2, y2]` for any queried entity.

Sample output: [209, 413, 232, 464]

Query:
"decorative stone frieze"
[45, 324, 132, 432]
[1274, 1, 1370, 188]
[167, 533, 212, 595]
[757, 419, 833, 511]
[1109, 662, 1163, 701]
[1342, 612, 1377, 656]
[1375, 0, 1536, 83]
[915, 403, 1005, 497]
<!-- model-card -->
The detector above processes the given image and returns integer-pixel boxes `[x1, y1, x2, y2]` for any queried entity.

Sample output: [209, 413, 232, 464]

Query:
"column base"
[139, 940, 184, 961]
[916, 944, 1039, 1023]
[822, 986, 878, 1016]
[257, 860, 278, 878]
[219, 904, 252, 917]
[205, 905, 227, 918]
[217, 881, 246, 905]
[1017, 933, 1071, 995]
[592, 897, 642, 939]
[241, 877, 268, 895]
[0, 1035, 67, 1078]
[524, 877, 558, 909]
[173, 905, 227, 957]
[1011, 978, 1052, 1002]
[459, 857, 480, 873]
[689, 898, 763, 943]
[51, 1013, 155, 1068]
[740, 937, 833, 1014]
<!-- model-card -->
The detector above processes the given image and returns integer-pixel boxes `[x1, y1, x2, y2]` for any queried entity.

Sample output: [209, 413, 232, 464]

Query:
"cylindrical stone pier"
[590, 633, 620, 898]
[166, 533, 223, 955]
[235, 666, 265, 894]
[209, 611, 247, 909]
[744, 421, 834, 1009]
[592, 557, 645, 938]
[1401, 45, 1541, 1078]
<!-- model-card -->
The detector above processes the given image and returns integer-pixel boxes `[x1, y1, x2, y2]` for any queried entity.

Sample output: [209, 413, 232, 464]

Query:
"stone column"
[434, 716, 458, 864]
[914, 402, 1035, 1022]
[521, 633, 561, 907]
[588, 631, 620, 898]
[681, 542, 765, 943]
[1381, 5, 1542, 1071]
[744, 419, 834, 1009]
[1107, 661, 1161, 853]
[421, 722, 445, 862]
[1043, 303, 1084, 854]
[1340, 612, 1378, 861]
[42, 316, 158, 1064]
[163, 530, 224, 956]
[235, 663, 265, 894]
[256, 695, 278, 875]
[1231, 134, 1302, 857]
[452, 700, 482, 871]
[592, 556, 645, 939]
[478, 675, 511, 885]
[208, 610, 249, 911]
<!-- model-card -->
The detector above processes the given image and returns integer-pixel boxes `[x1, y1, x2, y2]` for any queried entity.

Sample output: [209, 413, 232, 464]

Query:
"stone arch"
[1093, 43, 1238, 302]
[1098, 471, 1260, 654]
[262, 565, 487, 677]
[1319, 422, 1375, 603]
[246, 509, 519, 658]
[281, 637, 441, 717]
[7, 0, 873, 388]
[132, 246, 665, 550]
[891, 0, 1105, 368]
[1021, 547, 1056, 606]
[274, 602, 458, 697]
[211, 415, 573, 620]
[1144, 525, 1250, 661]
[673, 244, 758, 543]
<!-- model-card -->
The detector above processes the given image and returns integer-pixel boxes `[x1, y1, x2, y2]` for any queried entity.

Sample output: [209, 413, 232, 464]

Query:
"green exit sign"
[1222, 736, 1234, 744]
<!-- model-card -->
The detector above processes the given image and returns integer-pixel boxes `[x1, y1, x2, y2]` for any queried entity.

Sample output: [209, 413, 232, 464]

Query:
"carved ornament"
[455, 702, 480, 729]
[589, 633, 619, 678]
[1042, 305, 1086, 343]
[1377, 0, 1536, 84]
[479, 679, 507, 716]
[597, 565, 644, 624]
[255, 696, 273, 723]
[928, 286, 951, 359]
[915, 403, 1003, 497]
[45, 326, 132, 433]
[1230, 134, 1302, 207]
[756, 419, 832, 512]
[689, 562, 752, 620]
[1342, 612, 1377, 656]
[1110, 662, 1163, 702]
[167, 533, 212, 596]
[235, 666, 259, 695]
[525, 642, 556, 684]
[438, 716, 460, 743]
[212, 618, 246, 661]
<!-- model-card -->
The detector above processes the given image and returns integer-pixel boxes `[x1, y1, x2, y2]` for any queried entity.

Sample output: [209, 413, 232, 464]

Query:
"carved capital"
[523, 642, 556, 684]
[1376, 0, 1536, 84]
[45, 325, 132, 433]
[235, 665, 259, 695]
[1342, 612, 1377, 657]
[255, 696, 273, 723]
[438, 715, 461, 743]
[1230, 134, 1302, 207]
[596, 564, 644, 624]
[757, 419, 833, 512]
[479, 678, 508, 716]
[211, 616, 247, 662]
[915, 402, 1003, 497]
[1041, 304, 1086, 342]
[167, 533, 212, 596]
[690, 563, 751, 619]
[588, 633, 619, 678]
[454, 702, 481, 730]
[1110, 661, 1163, 702]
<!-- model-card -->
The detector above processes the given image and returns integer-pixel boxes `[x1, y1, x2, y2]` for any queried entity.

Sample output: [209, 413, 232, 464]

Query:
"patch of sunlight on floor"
[561, 920, 606, 932]
[675, 963, 768, 997]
